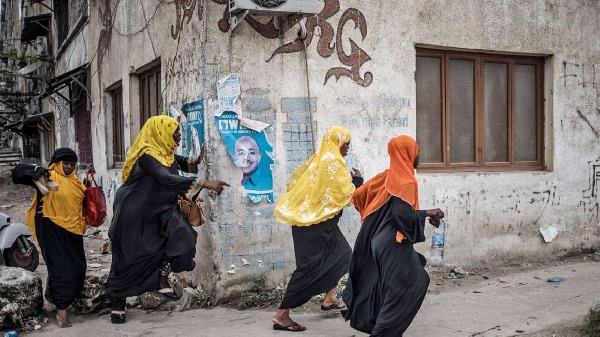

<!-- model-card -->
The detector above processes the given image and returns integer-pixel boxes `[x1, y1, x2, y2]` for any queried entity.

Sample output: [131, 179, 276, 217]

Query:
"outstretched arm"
[138, 154, 198, 195]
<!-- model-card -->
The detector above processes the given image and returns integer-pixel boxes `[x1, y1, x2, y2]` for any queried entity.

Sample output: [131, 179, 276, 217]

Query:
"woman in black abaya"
[105, 115, 229, 324]
[343, 135, 444, 336]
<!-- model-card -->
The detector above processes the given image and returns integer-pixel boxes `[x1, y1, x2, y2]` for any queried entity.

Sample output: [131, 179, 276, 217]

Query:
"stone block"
[138, 292, 167, 310]
[0, 266, 43, 329]
[71, 275, 111, 314]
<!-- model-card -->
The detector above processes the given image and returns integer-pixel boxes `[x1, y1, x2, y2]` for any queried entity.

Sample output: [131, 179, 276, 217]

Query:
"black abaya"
[343, 196, 429, 336]
[279, 212, 352, 309]
[105, 154, 199, 298]
[35, 200, 86, 310]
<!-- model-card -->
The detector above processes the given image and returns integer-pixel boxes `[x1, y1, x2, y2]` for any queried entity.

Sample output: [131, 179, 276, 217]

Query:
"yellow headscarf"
[274, 126, 355, 226]
[122, 115, 179, 182]
[26, 162, 87, 236]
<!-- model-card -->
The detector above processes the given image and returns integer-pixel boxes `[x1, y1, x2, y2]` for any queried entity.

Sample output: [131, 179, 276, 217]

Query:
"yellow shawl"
[26, 162, 87, 236]
[274, 126, 355, 226]
[122, 115, 179, 182]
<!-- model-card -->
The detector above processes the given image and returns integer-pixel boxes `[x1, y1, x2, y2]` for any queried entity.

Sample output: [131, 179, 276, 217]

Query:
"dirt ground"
[1, 167, 598, 336]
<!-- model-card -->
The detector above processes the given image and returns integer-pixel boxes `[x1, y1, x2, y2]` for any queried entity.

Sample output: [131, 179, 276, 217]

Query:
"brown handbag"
[177, 196, 205, 227]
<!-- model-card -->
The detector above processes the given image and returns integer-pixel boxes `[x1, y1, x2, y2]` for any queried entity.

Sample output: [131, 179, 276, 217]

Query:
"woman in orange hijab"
[342, 135, 444, 336]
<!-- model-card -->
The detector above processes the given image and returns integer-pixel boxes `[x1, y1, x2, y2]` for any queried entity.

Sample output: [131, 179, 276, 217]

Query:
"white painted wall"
[88, 0, 600, 300]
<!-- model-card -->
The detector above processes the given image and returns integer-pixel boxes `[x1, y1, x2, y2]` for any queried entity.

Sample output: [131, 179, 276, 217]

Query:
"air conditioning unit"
[35, 36, 48, 57]
[229, 0, 318, 16]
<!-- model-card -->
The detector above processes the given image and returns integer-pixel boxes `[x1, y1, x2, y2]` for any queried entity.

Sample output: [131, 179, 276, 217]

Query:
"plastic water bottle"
[430, 219, 445, 264]
[4, 331, 18, 337]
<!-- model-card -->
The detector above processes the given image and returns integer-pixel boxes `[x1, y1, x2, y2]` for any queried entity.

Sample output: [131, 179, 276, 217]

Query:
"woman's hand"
[86, 164, 96, 175]
[202, 180, 230, 195]
[425, 208, 445, 227]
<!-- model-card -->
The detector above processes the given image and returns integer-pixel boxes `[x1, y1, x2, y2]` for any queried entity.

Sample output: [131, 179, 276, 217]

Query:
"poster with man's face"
[215, 111, 274, 203]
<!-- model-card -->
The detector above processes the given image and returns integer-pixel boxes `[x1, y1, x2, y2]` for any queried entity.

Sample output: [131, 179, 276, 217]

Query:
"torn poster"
[215, 111, 274, 203]
[217, 74, 242, 116]
[181, 100, 205, 159]
[170, 100, 205, 174]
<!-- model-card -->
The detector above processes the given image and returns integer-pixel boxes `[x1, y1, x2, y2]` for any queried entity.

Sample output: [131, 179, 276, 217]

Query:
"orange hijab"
[351, 135, 419, 242]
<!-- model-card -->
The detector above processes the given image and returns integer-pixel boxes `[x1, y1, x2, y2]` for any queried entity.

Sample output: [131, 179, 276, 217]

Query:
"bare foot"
[56, 310, 71, 328]
[322, 296, 345, 307]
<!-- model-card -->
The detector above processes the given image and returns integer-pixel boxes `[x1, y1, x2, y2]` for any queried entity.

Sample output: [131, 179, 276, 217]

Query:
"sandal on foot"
[110, 298, 126, 324]
[321, 301, 346, 311]
[111, 311, 126, 324]
[272, 321, 306, 332]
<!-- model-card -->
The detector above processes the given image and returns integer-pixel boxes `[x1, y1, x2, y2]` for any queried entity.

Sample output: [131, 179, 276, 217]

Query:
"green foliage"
[230, 275, 283, 309]
[584, 302, 600, 337]
[190, 288, 211, 308]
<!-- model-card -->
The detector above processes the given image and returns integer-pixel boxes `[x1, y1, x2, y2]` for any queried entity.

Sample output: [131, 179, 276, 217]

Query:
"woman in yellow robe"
[271, 126, 363, 332]
[13, 147, 89, 328]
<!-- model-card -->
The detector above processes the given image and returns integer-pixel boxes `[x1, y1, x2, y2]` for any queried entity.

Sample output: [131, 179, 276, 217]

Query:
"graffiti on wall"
[213, 0, 372, 87]
[560, 61, 599, 90]
[581, 159, 600, 225]
[166, 0, 373, 86]
[561, 61, 600, 138]
[171, 0, 203, 40]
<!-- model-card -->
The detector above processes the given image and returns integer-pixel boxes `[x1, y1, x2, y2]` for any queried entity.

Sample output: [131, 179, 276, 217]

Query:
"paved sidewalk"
[23, 260, 599, 337]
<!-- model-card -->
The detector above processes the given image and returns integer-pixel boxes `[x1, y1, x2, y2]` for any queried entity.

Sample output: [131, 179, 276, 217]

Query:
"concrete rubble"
[71, 275, 111, 315]
[0, 266, 42, 329]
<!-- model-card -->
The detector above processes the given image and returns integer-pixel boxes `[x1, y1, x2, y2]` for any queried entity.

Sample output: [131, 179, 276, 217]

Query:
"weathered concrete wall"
[88, 0, 600, 301]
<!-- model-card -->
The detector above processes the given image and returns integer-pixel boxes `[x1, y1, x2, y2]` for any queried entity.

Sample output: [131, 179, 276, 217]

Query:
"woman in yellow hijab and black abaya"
[271, 126, 363, 332]
[342, 135, 445, 337]
[12, 147, 88, 328]
[105, 115, 229, 325]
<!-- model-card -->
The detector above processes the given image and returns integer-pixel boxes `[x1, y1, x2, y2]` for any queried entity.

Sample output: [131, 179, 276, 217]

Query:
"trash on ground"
[540, 223, 565, 243]
[547, 276, 566, 283]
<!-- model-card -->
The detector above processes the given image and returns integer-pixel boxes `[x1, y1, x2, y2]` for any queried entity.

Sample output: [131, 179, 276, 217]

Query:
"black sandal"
[110, 298, 126, 324]
[321, 300, 347, 311]
[272, 321, 306, 332]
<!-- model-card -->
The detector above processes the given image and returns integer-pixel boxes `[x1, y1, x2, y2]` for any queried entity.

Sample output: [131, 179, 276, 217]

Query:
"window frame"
[110, 82, 125, 167]
[416, 48, 545, 172]
[138, 64, 161, 124]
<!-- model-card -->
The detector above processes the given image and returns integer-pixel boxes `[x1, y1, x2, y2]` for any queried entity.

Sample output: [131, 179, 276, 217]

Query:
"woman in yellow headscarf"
[105, 115, 229, 324]
[271, 126, 363, 332]
[342, 135, 444, 336]
[12, 147, 90, 328]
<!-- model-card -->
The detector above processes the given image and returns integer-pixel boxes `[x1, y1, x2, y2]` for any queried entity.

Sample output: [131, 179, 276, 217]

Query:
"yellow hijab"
[26, 162, 87, 236]
[274, 126, 355, 226]
[122, 115, 179, 182]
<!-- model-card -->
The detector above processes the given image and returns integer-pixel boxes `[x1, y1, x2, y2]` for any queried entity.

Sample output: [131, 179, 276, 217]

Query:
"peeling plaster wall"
[88, 0, 600, 301]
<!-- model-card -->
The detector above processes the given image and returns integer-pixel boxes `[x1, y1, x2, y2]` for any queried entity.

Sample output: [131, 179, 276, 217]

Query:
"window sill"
[417, 165, 548, 174]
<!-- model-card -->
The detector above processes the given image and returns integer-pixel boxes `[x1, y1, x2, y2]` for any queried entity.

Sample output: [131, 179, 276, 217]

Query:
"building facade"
[3, 0, 599, 301]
